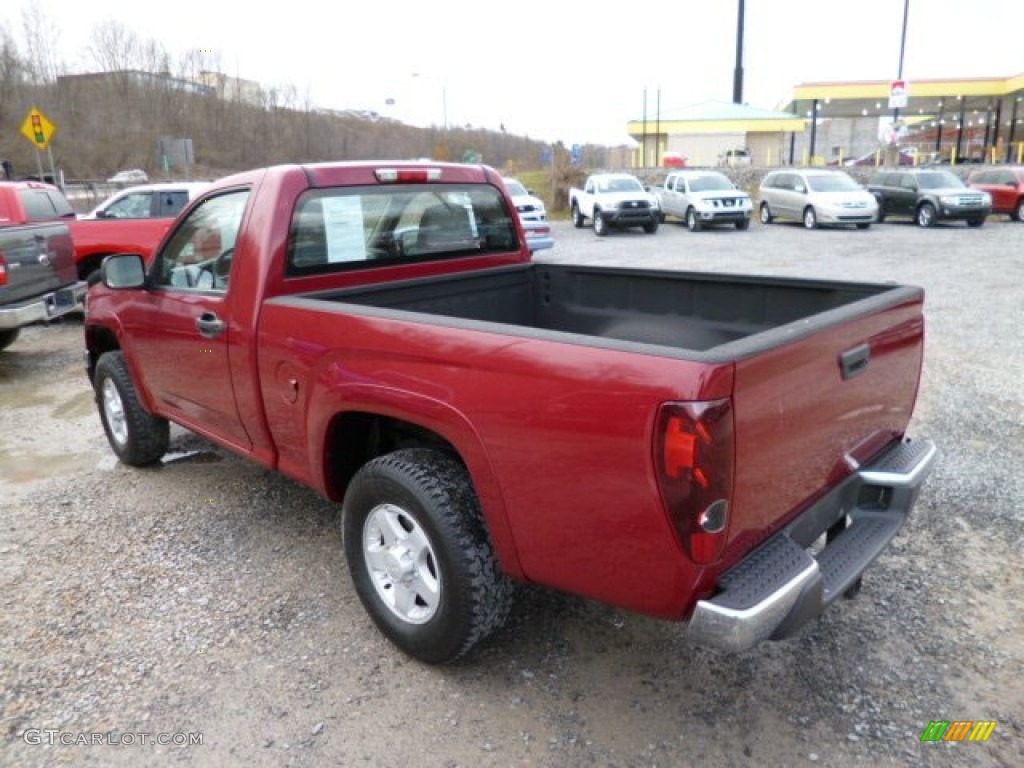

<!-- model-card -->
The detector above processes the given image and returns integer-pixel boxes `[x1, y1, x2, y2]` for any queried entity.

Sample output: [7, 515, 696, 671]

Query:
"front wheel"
[94, 350, 169, 465]
[1013, 198, 1024, 222]
[855, 222, 871, 230]
[966, 218, 985, 228]
[803, 206, 819, 230]
[643, 218, 659, 234]
[571, 202, 585, 228]
[686, 208, 703, 232]
[759, 203, 773, 224]
[593, 209, 609, 236]
[735, 219, 751, 231]
[342, 448, 513, 664]
[916, 203, 937, 228]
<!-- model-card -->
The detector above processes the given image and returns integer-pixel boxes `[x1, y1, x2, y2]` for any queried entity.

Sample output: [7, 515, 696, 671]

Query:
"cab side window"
[151, 189, 250, 293]
[105, 192, 153, 218]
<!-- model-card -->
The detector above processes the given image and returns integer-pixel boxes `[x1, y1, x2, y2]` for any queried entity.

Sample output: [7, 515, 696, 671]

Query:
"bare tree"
[20, 7, 62, 84]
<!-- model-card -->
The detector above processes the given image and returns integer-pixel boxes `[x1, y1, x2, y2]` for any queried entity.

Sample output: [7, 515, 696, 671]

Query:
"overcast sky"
[16, 0, 1024, 145]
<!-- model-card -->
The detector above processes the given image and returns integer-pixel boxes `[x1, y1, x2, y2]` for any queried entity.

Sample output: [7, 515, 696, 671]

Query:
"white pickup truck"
[652, 169, 753, 232]
[568, 173, 660, 236]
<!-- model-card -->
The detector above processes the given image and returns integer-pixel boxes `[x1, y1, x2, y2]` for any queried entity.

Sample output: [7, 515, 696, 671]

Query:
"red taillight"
[654, 399, 734, 565]
[0, 251, 7, 286]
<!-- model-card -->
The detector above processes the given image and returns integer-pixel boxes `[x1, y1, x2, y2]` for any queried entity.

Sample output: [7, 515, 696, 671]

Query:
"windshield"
[598, 176, 643, 193]
[689, 174, 735, 193]
[918, 172, 964, 190]
[503, 180, 528, 197]
[807, 174, 861, 192]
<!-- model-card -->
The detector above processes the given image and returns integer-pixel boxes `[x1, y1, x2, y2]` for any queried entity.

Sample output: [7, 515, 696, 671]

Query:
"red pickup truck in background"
[0, 179, 173, 282]
[84, 161, 937, 663]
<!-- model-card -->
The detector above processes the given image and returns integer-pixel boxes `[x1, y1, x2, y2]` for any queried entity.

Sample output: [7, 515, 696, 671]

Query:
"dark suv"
[867, 169, 991, 227]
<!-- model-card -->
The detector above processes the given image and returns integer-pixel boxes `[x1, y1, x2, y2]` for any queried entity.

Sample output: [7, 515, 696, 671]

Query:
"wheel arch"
[85, 323, 121, 383]
[77, 252, 112, 282]
[317, 400, 523, 579]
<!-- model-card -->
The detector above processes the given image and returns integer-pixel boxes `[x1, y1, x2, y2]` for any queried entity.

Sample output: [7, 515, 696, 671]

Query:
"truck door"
[126, 189, 253, 449]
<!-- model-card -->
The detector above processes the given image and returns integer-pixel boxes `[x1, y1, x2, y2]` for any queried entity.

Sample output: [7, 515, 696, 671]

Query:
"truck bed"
[306, 263, 920, 361]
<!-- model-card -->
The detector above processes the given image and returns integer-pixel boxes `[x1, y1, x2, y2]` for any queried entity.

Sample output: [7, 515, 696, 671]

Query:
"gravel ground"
[1, 214, 1022, 767]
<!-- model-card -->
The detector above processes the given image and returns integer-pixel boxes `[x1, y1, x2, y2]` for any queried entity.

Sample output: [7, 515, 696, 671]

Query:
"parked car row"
[756, 166, 1023, 231]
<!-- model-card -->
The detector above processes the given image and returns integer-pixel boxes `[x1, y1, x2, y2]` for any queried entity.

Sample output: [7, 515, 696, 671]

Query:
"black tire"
[803, 206, 818, 230]
[1013, 198, 1024, 222]
[0, 328, 20, 352]
[735, 219, 751, 231]
[643, 218, 659, 234]
[759, 203, 773, 224]
[93, 350, 169, 466]
[593, 209, 609, 236]
[916, 202, 936, 228]
[855, 222, 871, 230]
[341, 448, 513, 664]
[571, 202, 585, 229]
[686, 208, 702, 232]
[966, 218, 985, 228]
[876, 210, 886, 223]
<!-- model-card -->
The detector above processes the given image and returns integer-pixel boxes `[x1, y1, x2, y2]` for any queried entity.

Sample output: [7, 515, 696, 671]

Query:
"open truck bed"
[309, 262, 920, 360]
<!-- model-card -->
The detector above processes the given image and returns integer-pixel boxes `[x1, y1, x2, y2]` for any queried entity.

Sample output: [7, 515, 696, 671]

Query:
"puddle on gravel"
[161, 450, 224, 465]
[52, 390, 96, 420]
[0, 383, 56, 410]
[1, 452, 104, 484]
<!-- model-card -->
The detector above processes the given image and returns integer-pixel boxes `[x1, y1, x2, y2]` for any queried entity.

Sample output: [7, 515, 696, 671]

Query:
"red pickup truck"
[84, 161, 938, 663]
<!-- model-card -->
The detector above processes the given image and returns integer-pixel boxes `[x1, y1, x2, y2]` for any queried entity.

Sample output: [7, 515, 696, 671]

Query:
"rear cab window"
[17, 189, 74, 221]
[286, 182, 519, 276]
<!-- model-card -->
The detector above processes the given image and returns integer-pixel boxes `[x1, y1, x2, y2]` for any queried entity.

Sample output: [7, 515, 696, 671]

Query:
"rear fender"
[306, 382, 523, 578]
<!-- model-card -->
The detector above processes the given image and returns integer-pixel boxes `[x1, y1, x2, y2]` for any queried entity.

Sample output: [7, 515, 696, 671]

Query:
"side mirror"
[95, 209, 110, 219]
[795, 184, 806, 194]
[101, 253, 146, 289]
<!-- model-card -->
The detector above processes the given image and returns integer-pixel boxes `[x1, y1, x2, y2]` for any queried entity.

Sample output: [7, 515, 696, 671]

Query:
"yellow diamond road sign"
[21, 107, 57, 150]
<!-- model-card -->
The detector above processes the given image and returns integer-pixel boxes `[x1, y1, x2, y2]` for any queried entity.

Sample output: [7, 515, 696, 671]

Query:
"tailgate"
[724, 288, 924, 566]
[0, 223, 76, 305]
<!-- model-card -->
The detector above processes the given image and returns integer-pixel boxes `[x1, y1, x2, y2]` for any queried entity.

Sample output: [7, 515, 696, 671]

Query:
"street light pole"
[892, 0, 910, 128]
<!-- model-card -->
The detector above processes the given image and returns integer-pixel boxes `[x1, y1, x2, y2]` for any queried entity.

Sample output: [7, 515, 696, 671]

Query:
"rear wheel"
[571, 202, 585, 228]
[342, 448, 513, 664]
[916, 203, 937, 228]
[803, 206, 818, 230]
[759, 203, 773, 224]
[94, 350, 169, 466]
[593, 209, 609, 236]
[686, 208, 702, 232]
[0, 328, 21, 351]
